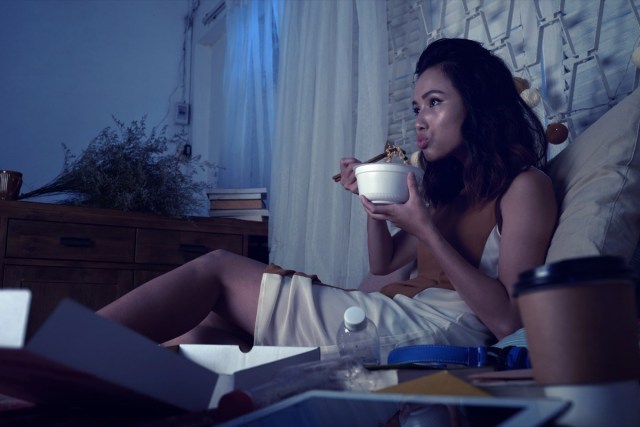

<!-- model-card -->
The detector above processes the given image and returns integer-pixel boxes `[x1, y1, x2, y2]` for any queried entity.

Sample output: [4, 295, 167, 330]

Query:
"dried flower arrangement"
[18, 116, 212, 217]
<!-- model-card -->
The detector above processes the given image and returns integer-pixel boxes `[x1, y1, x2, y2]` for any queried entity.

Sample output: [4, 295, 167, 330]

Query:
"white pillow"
[545, 88, 640, 263]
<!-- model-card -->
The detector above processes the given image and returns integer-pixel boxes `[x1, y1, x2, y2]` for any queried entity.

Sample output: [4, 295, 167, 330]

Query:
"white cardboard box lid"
[0, 290, 320, 411]
[178, 344, 320, 407]
[0, 291, 216, 411]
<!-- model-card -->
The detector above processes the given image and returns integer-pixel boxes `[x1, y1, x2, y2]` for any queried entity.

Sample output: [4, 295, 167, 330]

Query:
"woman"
[98, 38, 557, 361]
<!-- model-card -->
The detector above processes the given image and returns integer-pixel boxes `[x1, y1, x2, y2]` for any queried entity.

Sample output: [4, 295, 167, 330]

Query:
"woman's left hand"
[360, 172, 432, 237]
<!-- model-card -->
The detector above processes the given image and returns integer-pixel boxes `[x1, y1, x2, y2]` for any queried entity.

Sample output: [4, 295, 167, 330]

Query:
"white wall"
[191, 2, 227, 190]
[0, 0, 191, 197]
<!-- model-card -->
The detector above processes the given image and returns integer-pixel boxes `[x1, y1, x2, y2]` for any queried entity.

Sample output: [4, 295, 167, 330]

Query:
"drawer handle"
[60, 236, 95, 247]
[179, 244, 209, 254]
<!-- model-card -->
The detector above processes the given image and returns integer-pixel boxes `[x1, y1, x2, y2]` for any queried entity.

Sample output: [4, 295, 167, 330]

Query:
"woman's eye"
[413, 98, 442, 115]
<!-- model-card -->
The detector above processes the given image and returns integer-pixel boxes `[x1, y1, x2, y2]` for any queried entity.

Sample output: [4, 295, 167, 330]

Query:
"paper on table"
[377, 370, 491, 397]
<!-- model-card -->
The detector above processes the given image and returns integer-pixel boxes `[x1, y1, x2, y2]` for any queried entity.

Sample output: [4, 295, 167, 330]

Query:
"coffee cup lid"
[513, 256, 638, 297]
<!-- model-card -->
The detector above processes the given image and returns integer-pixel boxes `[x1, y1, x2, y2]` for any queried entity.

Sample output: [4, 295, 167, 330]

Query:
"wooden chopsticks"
[333, 141, 395, 182]
[332, 153, 387, 182]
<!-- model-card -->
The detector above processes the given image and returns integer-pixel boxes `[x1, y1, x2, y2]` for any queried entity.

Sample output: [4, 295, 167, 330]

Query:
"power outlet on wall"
[175, 102, 190, 125]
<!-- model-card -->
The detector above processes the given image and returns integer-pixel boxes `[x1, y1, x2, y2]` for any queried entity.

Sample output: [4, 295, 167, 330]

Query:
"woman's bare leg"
[97, 249, 266, 344]
[163, 312, 253, 350]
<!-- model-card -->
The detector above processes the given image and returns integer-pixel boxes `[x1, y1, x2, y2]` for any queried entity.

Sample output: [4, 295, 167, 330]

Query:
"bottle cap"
[344, 306, 366, 331]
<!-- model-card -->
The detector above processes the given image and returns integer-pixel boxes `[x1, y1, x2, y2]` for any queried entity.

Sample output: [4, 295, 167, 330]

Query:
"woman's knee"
[196, 248, 238, 267]
[193, 249, 264, 283]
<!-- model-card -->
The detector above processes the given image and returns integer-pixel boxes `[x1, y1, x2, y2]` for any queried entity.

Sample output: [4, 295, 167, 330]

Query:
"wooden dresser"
[0, 200, 268, 337]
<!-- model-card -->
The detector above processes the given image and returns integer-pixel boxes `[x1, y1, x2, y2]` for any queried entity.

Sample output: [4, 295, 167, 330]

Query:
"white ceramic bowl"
[355, 163, 423, 204]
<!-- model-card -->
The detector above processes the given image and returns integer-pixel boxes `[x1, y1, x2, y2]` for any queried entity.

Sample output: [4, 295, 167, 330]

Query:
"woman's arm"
[430, 169, 556, 338]
[339, 156, 417, 276]
[366, 218, 417, 275]
[361, 169, 557, 339]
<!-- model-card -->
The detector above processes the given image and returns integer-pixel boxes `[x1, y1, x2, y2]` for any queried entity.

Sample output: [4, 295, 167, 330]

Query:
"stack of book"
[207, 187, 268, 221]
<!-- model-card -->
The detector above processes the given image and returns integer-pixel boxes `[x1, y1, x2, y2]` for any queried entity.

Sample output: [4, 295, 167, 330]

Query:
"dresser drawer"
[136, 228, 243, 265]
[6, 219, 136, 263]
[3, 265, 134, 338]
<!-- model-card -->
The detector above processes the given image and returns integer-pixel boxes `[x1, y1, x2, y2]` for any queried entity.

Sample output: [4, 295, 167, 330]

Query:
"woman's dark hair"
[414, 38, 547, 206]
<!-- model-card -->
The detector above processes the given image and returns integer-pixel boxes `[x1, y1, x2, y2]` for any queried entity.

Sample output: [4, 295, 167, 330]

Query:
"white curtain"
[269, 0, 389, 286]
[219, 0, 280, 189]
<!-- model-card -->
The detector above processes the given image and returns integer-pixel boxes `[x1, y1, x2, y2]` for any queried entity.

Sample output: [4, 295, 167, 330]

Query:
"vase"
[0, 170, 23, 200]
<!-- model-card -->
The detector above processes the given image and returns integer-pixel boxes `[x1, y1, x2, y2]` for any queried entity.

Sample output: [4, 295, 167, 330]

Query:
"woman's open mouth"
[416, 136, 429, 150]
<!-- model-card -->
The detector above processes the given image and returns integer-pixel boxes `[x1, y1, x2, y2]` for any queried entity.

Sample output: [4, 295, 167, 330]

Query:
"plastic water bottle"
[336, 306, 381, 365]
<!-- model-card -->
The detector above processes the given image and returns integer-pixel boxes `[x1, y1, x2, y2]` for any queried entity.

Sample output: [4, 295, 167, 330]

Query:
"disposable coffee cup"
[514, 256, 640, 385]
[544, 380, 640, 427]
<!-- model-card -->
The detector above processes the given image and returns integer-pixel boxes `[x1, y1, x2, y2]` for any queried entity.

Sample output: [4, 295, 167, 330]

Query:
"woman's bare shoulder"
[505, 167, 554, 200]
[500, 167, 557, 222]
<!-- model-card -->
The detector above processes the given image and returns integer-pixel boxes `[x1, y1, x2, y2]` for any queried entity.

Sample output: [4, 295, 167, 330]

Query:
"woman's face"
[412, 67, 467, 163]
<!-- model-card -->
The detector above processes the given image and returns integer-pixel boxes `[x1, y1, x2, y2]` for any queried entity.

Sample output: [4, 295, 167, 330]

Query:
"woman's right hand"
[360, 172, 432, 235]
[339, 157, 361, 194]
